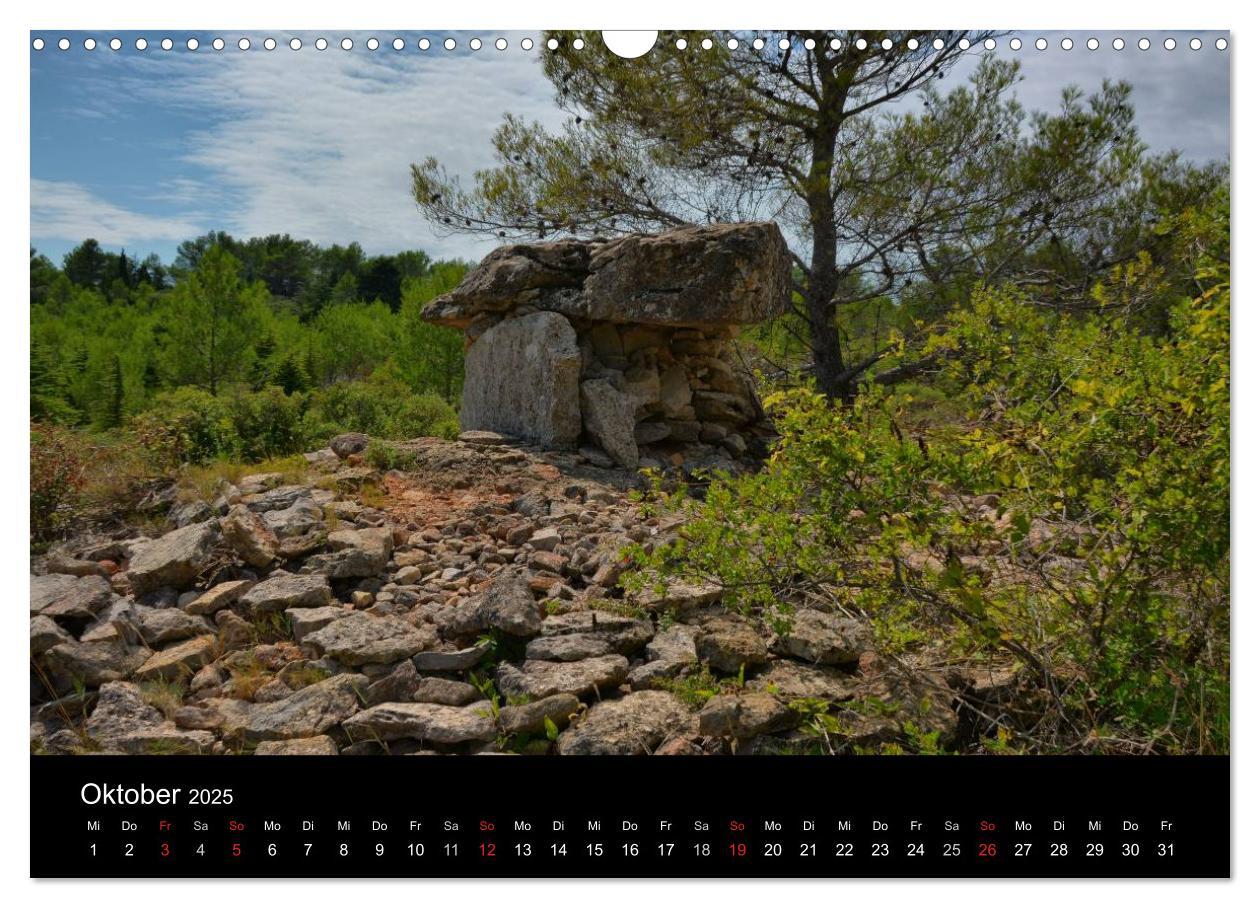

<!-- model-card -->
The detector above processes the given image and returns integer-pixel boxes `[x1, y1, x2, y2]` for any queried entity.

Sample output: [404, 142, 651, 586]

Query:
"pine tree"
[274, 354, 309, 395]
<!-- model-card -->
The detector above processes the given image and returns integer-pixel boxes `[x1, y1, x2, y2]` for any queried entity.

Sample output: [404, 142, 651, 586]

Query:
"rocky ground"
[31, 431, 1024, 757]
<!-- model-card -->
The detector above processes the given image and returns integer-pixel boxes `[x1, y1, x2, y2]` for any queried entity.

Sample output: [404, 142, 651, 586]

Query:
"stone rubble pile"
[423, 222, 793, 470]
[31, 433, 979, 757]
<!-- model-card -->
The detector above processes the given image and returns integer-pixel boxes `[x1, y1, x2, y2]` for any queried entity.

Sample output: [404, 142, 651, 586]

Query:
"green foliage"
[130, 387, 237, 466]
[630, 199, 1229, 754]
[32, 239, 465, 498]
[163, 245, 268, 396]
[364, 440, 418, 472]
[301, 379, 458, 443]
[30, 422, 86, 541]
[225, 385, 306, 462]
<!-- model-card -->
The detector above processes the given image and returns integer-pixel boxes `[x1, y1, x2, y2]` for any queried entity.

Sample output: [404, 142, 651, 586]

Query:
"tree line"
[31, 234, 468, 434]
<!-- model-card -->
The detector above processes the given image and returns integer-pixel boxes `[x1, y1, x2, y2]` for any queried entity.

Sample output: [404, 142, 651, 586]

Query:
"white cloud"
[30, 178, 205, 247]
[110, 34, 566, 260]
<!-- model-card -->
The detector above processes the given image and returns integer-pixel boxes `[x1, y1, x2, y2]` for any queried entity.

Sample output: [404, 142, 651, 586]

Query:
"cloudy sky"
[29, 30, 1230, 266]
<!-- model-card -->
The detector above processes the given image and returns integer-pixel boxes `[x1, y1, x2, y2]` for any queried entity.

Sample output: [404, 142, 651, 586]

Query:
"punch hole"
[601, 31, 658, 59]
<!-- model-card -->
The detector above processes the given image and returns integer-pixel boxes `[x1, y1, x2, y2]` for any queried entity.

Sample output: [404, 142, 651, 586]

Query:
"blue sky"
[30, 30, 1230, 267]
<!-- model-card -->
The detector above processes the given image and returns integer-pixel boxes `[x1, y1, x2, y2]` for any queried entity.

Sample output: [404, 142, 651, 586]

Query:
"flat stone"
[498, 693, 580, 736]
[133, 635, 218, 682]
[772, 609, 872, 666]
[749, 660, 860, 704]
[459, 311, 582, 447]
[302, 612, 438, 667]
[44, 554, 108, 577]
[30, 573, 114, 619]
[425, 223, 791, 329]
[525, 634, 613, 662]
[127, 521, 220, 595]
[496, 654, 629, 700]
[234, 673, 368, 742]
[220, 505, 279, 569]
[413, 677, 480, 706]
[541, 610, 654, 654]
[413, 642, 493, 672]
[40, 639, 152, 691]
[30, 615, 72, 656]
[255, 735, 339, 755]
[257, 496, 324, 539]
[85, 682, 215, 754]
[184, 579, 254, 615]
[634, 579, 722, 615]
[580, 379, 638, 469]
[240, 572, 331, 614]
[136, 608, 214, 646]
[694, 613, 769, 674]
[646, 624, 698, 664]
[555, 691, 690, 755]
[697, 692, 797, 737]
[529, 527, 562, 552]
[458, 430, 513, 446]
[79, 600, 141, 645]
[304, 527, 393, 579]
[285, 605, 350, 641]
[342, 702, 497, 745]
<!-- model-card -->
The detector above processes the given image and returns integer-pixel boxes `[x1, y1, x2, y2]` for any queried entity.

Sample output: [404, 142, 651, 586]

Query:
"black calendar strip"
[31, 755, 1229, 878]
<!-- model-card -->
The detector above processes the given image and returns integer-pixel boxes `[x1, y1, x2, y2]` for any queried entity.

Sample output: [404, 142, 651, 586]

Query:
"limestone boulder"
[556, 691, 690, 755]
[239, 572, 331, 614]
[127, 521, 220, 595]
[342, 701, 497, 745]
[459, 311, 582, 447]
[581, 222, 793, 327]
[302, 612, 438, 667]
[220, 505, 279, 568]
[580, 379, 638, 469]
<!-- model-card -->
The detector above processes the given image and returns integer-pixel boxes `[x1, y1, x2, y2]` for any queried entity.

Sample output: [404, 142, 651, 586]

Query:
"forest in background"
[31, 233, 468, 514]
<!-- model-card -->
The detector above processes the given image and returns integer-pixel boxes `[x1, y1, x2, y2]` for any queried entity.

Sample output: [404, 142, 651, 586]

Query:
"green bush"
[629, 229, 1229, 754]
[226, 385, 305, 462]
[129, 387, 236, 465]
[301, 378, 458, 444]
[30, 422, 86, 541]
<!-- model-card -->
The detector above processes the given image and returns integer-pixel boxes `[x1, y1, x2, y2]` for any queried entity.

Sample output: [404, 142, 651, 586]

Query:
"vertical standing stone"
[459, 311, 583, 446]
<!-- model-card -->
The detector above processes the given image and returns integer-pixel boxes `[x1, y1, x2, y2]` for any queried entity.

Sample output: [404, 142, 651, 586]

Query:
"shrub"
[130, 386, 235, 466]
[30, 422, 87, 541]
[364, 440, 418, 471]
[301, 378, 458, 444]
[629, 261, 1229, 754]
[226, 385, 305, 462]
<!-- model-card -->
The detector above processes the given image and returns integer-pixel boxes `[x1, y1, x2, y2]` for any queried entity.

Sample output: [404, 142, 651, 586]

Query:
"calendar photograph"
[29, 29, 1229, 770]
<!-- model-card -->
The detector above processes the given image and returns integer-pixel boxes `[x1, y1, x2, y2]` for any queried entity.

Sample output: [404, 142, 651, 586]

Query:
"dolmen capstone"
[422, 222, 793, 470]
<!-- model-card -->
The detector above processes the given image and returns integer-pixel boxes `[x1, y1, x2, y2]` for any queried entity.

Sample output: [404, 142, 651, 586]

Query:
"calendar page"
[27, 26, 1230, 879]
